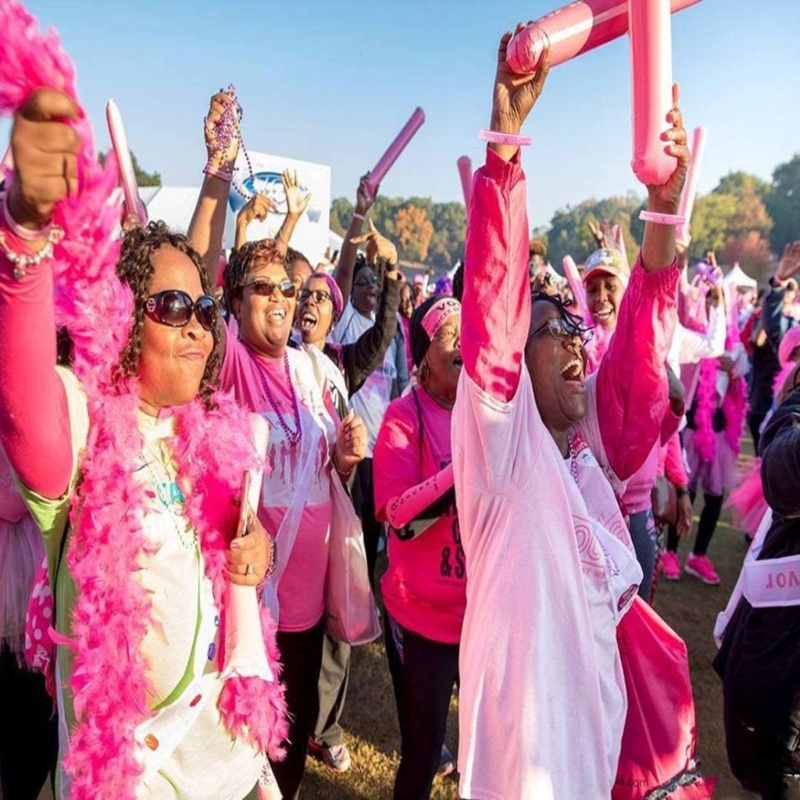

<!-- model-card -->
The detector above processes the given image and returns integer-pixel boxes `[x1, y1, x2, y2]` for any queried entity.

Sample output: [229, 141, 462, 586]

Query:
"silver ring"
[245, 563, 255, 577]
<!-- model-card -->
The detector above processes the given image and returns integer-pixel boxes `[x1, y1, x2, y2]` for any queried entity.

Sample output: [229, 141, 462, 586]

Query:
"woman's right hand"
[236, 193, 278, 229]
[204, 89, 240, 173]
[9, 88, 80, 229]
[355, 173, 376, 216]
[350, 218, 398, 267]
[489, 25, 550, 161]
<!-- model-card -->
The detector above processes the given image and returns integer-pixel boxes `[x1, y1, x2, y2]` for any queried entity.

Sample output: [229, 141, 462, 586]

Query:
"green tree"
[766, 153, 800, 254]
[329, 197, 354, 237]
[687, 193, 738, 259]
[98, 150, 161, 186]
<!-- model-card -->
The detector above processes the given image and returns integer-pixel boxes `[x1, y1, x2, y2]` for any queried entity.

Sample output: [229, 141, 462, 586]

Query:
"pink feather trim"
[727, 459, 768, 536]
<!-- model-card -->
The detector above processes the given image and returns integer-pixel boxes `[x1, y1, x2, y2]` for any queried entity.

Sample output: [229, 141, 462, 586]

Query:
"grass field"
[28, 451, 763, 800]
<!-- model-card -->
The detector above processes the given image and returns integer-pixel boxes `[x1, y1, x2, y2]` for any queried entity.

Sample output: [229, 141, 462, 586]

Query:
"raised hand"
[646, 83, 689, 213]
[489, 24, 550, 161]
[237, 193, 278, 228]
[282, 169, 311, 217]
[588, 220, 608, 250]
[355, 173, 376, 216]
[204, 87, 241, 175]
[9, 88, 81, 227]
[776, 241, 800, 282]
[350, 218, 398, 267]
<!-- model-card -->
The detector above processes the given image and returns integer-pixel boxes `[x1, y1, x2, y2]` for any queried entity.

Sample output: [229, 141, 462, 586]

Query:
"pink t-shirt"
[373, 387, 465, 644]
[220, 323, 336, 632]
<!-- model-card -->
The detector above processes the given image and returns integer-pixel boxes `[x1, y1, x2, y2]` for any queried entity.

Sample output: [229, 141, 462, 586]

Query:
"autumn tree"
[394, 204, 434, 263]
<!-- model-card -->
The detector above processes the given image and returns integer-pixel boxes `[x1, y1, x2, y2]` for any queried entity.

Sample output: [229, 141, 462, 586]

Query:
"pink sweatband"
[478, 129, 532, 147]
[421, 297, 461, 339]
[203, 163, 232, 182]
[639, 210, 686, 226]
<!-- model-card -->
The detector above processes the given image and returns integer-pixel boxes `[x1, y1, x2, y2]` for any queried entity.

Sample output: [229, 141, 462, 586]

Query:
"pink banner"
[675, 126, 708, 246]
[507, 0, 701, 74]
[364, 107, 425, 198]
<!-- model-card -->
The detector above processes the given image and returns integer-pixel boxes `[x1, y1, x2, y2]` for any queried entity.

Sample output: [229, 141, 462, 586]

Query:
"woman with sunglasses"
[372, 293, 463, 800]
[0, 87, 284, 799]
[452, 30, 688, 799]
[218, 237, 367, 799]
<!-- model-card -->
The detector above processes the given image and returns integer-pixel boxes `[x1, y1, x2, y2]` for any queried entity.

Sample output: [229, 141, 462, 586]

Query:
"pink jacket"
[462, 147, 677, 482]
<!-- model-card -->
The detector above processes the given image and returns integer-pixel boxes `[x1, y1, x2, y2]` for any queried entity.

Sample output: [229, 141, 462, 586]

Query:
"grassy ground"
[29, 452, 763, 800]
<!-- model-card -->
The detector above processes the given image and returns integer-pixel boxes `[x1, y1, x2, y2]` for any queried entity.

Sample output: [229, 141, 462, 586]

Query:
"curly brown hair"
[224, 238, 289, 313]
[114, 221, 220, 408]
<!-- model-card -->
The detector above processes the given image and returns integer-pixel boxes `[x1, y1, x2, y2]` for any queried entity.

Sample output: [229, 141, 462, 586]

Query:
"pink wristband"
[639, 210, 686, 226]
[203, 163, 232, 183]
[1, 190, 51, 242]
[352, 212, 365, 221]
[478, 129, 532, 147]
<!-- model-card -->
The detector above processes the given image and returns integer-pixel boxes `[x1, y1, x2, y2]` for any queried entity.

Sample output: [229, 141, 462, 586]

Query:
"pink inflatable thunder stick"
[364, 107, 425, 198]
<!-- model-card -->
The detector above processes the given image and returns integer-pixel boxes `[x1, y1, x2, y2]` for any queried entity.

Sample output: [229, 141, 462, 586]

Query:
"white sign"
[229, 151, 331, 265]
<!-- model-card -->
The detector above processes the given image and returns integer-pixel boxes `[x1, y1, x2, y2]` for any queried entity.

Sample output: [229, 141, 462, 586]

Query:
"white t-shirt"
[332, 300, 397, 456]
[453, 370, 630, 800]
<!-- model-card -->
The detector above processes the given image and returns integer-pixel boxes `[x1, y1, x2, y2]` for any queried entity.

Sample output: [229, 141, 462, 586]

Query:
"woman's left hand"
[283, 169, 312, 218]
[646, 83, 690, 213]
[334, 411, 367, 476]
[227, 511, 272, 586]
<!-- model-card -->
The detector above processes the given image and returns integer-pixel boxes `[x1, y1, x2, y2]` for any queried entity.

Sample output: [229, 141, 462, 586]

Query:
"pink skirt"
[0, 515, 44, 656]
[684, 429, 740, 497]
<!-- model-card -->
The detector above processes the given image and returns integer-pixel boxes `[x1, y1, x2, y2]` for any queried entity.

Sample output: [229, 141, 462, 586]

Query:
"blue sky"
[7, 0, 800, 230]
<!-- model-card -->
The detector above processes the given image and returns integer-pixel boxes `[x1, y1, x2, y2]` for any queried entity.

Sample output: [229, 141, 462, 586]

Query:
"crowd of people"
[1, 7, 800, 800]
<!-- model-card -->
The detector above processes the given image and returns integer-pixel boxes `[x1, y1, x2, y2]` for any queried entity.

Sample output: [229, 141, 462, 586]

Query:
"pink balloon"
[507, 0, 701, 74]
[562, 254, 590, 322]
[629, 0, 676, 186]
[676, 126, 708, 246]
[106, 99, 148, 225]
[457, 156, 472, 209]
[364, 107, 425, 198]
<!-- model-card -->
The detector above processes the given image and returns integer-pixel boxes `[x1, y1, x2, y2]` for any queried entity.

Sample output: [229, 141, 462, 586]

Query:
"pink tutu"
[727, 459, 768, 535]
[0, 514, 45, 660]
[684, 429, 739, 497]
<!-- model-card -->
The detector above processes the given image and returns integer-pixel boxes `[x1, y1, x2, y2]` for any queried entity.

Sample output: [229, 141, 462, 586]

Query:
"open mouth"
[594, 307, 614, 323]
[560, 357, 585, 383]
[300, 311, 317, 332]
[267, 307, 287, 322]
[453, 356, 463, 369]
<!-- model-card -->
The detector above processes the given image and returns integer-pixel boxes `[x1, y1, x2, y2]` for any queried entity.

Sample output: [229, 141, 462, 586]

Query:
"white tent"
[723, 262, 758, 289]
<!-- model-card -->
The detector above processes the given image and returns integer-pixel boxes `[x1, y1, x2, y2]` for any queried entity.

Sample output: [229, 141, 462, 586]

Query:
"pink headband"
[422, 297, 461, 339]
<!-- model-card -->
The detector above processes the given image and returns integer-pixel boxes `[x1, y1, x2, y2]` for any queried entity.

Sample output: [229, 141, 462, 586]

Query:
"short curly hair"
[224, 238, 289, 312]
[114, 221, 220, 408]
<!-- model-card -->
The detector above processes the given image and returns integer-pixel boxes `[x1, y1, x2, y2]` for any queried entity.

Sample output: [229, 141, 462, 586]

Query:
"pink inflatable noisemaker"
[457, 156, 472, 208]
[506, 0, 701, 73]
[106, 99, 148, 225]
[364, 107, 425, 198]
[675, 126, 707, 246]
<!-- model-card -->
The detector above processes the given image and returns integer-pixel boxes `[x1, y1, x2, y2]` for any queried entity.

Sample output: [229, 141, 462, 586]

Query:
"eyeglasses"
[353, 273, 378, 287]
[528, 316, 593, 346]
[299, 288, 333, 305]
[144, 290, 217, 332]
[244, 279, 297, 299]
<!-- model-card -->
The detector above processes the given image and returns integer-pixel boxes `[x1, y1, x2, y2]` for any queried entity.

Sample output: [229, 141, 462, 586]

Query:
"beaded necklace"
[252, 351, 302, 446]
[221, 85, 256, 202]
[142, 440, 198, 551]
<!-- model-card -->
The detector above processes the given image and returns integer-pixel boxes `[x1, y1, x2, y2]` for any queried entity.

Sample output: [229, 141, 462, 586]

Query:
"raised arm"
[275, 169, 311, 256]
[594, 86, 689, 479]
[334, 175, 375, 300]
[187, 91, 240, 286]
[763, 242, 800, 350]
[0, 90, 79, 499]
[234, 193, 277, 251]
[341, 227, 401, 396]
[462, 29, 549, 402]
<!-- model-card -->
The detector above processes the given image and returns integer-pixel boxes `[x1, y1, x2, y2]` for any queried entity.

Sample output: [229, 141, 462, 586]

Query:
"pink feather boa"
[1, 3, 286, 796]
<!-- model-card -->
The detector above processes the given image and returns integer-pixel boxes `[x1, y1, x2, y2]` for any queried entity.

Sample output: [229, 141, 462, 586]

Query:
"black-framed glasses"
[299, 288, 333, 305]
[144, 290, 217, 332]
[353, 273, 378, 287]
[244, 279, 297, 299]
[528, 316, 593, 346]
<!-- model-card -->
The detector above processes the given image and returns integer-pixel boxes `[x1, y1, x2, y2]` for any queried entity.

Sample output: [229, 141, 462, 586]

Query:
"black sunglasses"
[144, 290, 217, 332]
[244, 279, 297, 299]
[299, 288, 333, 304]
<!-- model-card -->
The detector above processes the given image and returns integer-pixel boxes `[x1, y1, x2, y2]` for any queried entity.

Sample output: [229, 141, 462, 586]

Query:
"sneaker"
[662, 551, 681, 581]
[684, 553, 721, 585]
[308, 738, 351, 773]
[437, 744, 456, 778]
